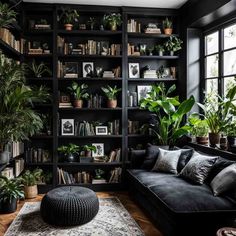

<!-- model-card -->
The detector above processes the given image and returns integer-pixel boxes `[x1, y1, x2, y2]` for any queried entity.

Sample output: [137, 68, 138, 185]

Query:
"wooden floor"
[0, 192, 162, 236]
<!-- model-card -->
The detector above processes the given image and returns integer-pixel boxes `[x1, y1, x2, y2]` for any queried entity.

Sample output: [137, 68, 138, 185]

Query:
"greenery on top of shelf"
[0, 2, 17, 29]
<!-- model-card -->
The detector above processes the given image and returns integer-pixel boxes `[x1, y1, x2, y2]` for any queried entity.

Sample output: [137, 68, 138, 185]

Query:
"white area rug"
[4, 197, 144, 236]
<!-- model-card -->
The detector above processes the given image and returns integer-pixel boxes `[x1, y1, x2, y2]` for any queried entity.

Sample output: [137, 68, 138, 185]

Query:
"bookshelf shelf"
[127, 32, 179, 38]
[30, 135, 53, 139]
[58, 77, 122, 81]
[24, 54, 53, 58]
[58, 107, 122, 111]
[57, 30, 122, 36]
[58, 54, 122, 59]
[58, 135, 122, 139]
[57, 162, 122, 166]
[127, 78, 177, 82]
[0, 39, 21, 59]
[128, 134, 155, 138]
[26, 163, 54, 166]
[128, 55, 179, 59]
[24, 30, 53, 35]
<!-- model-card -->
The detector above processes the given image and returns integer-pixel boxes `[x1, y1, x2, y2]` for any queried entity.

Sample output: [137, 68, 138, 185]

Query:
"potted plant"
[101, 85, 121, 108]
[0, 53, 50, 164]
[103, 13, 122, 31]
[155, 45, 165, 56]
[226, 122, 236, 152]
[162, 17, 173, 35]
[20, 168, 43, 199]
[67, 82, 89, 108]
[87, 17, 96, 30]
[0, 176, 24, 213]
[0, 3, 16, 29]
[147, 46, 154, 56]
[58, 143, 80, 162]
[82, 144, 97, 157]
[61, 9, 79, 31]
[140, 83, 195, 148]
[26, 60, 52, 78]
[164, 35, 183, 56]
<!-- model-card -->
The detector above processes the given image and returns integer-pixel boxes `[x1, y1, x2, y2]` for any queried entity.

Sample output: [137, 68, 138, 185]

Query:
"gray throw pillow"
[211, 163, 236, 196]
[179, 151, 218, 184]
[152, 148, 182, 174]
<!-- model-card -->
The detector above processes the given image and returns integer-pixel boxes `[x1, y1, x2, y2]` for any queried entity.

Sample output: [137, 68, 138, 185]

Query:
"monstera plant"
[140, 83, 195, 147]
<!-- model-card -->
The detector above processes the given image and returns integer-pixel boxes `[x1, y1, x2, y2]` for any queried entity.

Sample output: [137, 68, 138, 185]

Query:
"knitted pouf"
[40, 186, 99, 226]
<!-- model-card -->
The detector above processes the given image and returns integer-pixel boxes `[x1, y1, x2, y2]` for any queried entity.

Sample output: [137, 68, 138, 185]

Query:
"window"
[204, 22, 236, 98]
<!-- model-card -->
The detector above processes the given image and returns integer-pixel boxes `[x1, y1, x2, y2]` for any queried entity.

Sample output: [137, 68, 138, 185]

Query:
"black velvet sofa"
[126, 146, 236, 236]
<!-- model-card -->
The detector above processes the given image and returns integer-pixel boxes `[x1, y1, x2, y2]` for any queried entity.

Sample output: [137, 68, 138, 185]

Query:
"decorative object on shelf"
[0, 53, 50, 165]
[34, 19, 51, 30]
[20, 168, 43, 199]
[139, 44, 147, 55]
[67, 82, 89, 108]
[61, 119, 75, 135]
[64, 62, 78, 78]
[26, 60, 52, 78]
[170, 67, 176, 79]
[155, 45, 165, 56]
[79, 24, 86, 30]
[81, 144, 97, 158]
[82, 62, 94, 78]
[164, 35, 183, 55]
[127, 19, 141, 33]
[87, 17, 96, 30]
[95, 126, 108, 135]
[144, 23, 161, 34]
[226, 121, 236, 152]
[0, 176, 24, 214]
[140, 83, 195, 148]
[0, 2, 16, 29]
[101, 85, 121, 108]
[147, 46, 154, 56]
[93, 169, 105, 182]
[162, 17, 173, 35]
[103, 13, 122, 31]
[60, 8, 79, 31]
[58, 143, 80, 162]
[100, 24, 104, 31]
[137, 85, 152, 104]
[92, 143, 104, 157]
[95, 66, 103, 77]
[129, 63, 140, 78]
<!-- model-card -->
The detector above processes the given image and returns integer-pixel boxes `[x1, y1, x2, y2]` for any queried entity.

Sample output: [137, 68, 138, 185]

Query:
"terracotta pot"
[107, 99, 117, 108]
[110, 24, 117, 31]
[164, 28, 173, 35]
[196, 136, 208, 145]
[74, 100, 83, 108]
[208, 133, 220, 147]
[64, 24, 73, 31]
[24, 185, 38, 199]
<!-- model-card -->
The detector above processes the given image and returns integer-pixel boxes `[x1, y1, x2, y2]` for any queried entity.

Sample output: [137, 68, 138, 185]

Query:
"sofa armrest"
[129, 149, 146, 169]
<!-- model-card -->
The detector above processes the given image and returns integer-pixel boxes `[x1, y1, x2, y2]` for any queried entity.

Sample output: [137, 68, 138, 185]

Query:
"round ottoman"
[40, 186, 99, 226]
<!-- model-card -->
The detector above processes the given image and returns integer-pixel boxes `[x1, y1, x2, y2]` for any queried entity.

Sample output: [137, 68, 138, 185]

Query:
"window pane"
[224, 77, 236, 95]
[205, 31, 219, 55]
[224, 24, 236, 50]
[206, 54, 219, 78]
[206, 79, 218, 96]
[224, 49, 236, 76]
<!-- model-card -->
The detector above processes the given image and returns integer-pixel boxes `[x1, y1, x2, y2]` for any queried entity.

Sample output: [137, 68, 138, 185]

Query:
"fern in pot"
[101, 85, 121, 108]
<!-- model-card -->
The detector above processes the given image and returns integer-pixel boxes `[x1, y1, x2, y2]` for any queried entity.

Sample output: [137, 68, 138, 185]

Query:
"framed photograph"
[129, 63, 140, 78]
[95, 126, 108, 135]
[92, 143, 104, 157]
[82, 62, 94, 78]
[61, 119, 74, 135]
[137, 85, 152, 104]
[64, 62, 78, 78]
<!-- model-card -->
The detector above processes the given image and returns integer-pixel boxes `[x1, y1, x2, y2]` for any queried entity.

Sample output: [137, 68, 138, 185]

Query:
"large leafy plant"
[67, 82, 89, 100]
[26, 60, 52, 78]
[0, 2, 17, 29]
[0, 53, 50, 151]
[20, 168, 43, 186]
[140, 83, 195, 147]
[101, 85, 121, 100]
[103, 13, 122, 27]
[58, 143, 80, 156]
[0, 176, 24, 203]
[188, 115, 209, 137]
[164, 35, 183, 52]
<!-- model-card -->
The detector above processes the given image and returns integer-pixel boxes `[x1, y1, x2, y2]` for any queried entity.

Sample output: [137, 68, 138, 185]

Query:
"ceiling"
[23, 0, 189, 9]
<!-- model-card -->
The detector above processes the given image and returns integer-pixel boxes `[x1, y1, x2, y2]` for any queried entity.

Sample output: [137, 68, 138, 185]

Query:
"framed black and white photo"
[61, 119, 74, 135]
[82, 62, 94, 78]
[64, 62, 78, 78]
[137, 85, 152, 104]
[92, 143, 104, 157]
[100, 41, 109, 56]
[95, 126, 108, 135]
[129, 63, 140, 78]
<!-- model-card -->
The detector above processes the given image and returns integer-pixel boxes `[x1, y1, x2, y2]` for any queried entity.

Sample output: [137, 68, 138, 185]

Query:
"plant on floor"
[67, 82, 89, 108]
[140, 83, 195, 147]
[103, 13, 122, 31]
[58, 143, 80, 162]
[0, 2, 17, 29]
[162, 17, 173, 35]
[60, 8, 79, 31]
[0, 176, 24, 213]
[164, 35, 183, 55]
[101, 85, 121, 108]
[20, 168, 43, 199]
[0, 53, 50, 164]
[26, 60, 52, 78]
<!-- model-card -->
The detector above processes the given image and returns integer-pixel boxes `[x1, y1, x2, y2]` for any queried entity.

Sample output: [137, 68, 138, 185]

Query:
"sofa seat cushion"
[127, 169, 236, 214]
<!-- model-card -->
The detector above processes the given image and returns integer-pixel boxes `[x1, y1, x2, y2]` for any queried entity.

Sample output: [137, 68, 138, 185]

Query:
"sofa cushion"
[129, 149, 146, 168]
[141, 144, 160, 170]
[179, 151, 218, 184]
[211, 163, 236, 196]
[152, 148, 181, 174]
[176, 148, 194, 172]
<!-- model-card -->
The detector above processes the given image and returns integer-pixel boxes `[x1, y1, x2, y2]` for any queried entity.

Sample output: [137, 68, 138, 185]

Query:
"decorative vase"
[170, 51, 174, 56]
[196, 136, 208, 145]
[24, 185, 38, 199]
[110, 23, 117, 31]
[66, 154, 76, 162]
[107, 99, 117, 108]
[74, 100, 83, 108]
[208, 133, 220, 147]
[164, 28, 173, 35]
[158, 51, 163, 56]
[0, 198, 17, 214]
[0, 151, 9, 164]
[64, 24, 73, 31]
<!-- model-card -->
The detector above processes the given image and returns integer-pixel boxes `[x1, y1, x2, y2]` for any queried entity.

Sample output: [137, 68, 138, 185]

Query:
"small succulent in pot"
[101, 85, 121, 108]
[58, 143, 80, 162]
[155, 45, 165, 56]
[162, 17, 173, 35]
[103, 13, 122, 31]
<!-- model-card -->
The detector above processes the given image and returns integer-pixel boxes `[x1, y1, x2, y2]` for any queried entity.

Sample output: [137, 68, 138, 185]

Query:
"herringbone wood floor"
[0, 192, 162, 236]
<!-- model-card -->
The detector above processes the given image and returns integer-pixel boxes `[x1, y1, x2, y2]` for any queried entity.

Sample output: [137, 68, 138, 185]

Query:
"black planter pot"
[65, 154, 76, 162]
[227, 136, 236, 152]
[0, 198, 17, 214]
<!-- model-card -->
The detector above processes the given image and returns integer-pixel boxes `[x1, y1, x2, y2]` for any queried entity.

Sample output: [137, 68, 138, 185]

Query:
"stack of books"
[103, 71, 115, 78]
[127, 19, 141, 33]
[59, 102, 73, 108]
[143, 70, 157, 78]
[144, 23, 161, 34]
[109, 168, 122, 183]
[92, 178, 107, 184]
[34, 24, 51, 30]
[15, 158, 25, 177]
[107, 148, 121, 162]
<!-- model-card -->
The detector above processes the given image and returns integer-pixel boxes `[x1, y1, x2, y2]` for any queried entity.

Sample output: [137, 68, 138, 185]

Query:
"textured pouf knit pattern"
[40, 186, 99, 226]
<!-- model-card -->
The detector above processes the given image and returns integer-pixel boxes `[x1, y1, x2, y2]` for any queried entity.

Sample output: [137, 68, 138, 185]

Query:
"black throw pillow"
[177, 149, 194, 173]
[141, 144, 160, 170]
[129, 148, 146, 168]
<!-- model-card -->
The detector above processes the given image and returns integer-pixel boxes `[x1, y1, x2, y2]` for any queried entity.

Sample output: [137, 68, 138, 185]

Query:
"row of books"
[107, 148, 121, 162]
[15, 158, 25, 177]
[0, 28, 21, 52]
[128, 120, 141, 134]
[5, 141, 24, 159]
[25, 148, 51, 163]
[127, 43, 140, 56]
[127, 19, 141, 33]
